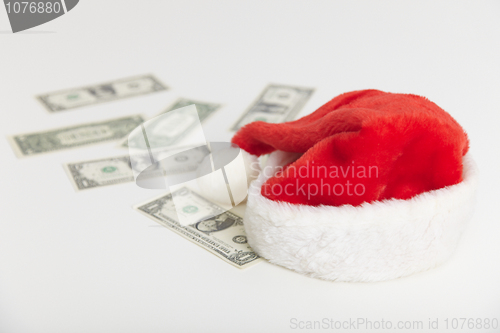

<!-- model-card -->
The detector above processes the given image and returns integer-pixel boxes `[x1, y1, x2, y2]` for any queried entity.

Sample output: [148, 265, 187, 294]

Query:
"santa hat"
[232, 89, 478, 282]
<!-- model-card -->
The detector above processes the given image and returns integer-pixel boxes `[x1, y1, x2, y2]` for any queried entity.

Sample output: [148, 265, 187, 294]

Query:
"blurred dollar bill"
[135, 187, 262, 268]
[230, 84, 314, 131]
[64, 146, 210, 191]
[120, 98, 221, 149]
[8, 115, 145, 158]
[37, 75, 168, 112]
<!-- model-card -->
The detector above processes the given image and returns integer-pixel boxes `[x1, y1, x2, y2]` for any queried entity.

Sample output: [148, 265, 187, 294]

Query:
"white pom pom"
[196, 148, 260, 206]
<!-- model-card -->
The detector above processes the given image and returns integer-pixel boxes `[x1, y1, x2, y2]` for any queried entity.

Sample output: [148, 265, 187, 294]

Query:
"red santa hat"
[232, 89, 478, 282]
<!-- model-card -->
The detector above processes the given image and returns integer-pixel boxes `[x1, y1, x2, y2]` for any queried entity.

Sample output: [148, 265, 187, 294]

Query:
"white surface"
[0, 1, 499, 332]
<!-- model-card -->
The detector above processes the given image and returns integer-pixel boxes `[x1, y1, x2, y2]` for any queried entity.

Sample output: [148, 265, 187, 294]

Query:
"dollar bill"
[37, 75, 168, 112]
[64, 146, 210, 191]
[135, 187, 262, 268]
[120, 98, 221, 149]
[230, 84, 314, 131]
[9, 115, 145, 157]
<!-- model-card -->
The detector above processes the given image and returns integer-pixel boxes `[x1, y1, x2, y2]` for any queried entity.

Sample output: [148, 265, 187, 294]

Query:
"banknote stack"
[8, 75, 314, 268]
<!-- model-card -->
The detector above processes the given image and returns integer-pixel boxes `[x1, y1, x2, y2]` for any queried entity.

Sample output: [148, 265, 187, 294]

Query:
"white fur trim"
[244, 151, 478, 282]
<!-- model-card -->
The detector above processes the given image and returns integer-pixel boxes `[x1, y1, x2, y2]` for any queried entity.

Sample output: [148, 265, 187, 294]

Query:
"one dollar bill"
[9, 115, 145, 157]
[64, 146, 210, 191]
[121, 98, 221, 149]
[135, 187, 262, 268]
[230, 84, 314, 131]
[37, 75, 168, 112]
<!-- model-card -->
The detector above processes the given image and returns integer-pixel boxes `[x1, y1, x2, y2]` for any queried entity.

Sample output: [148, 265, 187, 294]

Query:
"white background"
[1, 1, 499, 332]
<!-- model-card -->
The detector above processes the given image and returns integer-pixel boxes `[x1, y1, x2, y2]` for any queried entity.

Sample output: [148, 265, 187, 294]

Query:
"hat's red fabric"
[232, 89, 469, 207]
